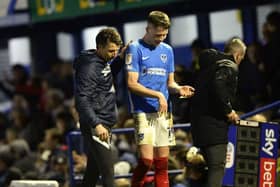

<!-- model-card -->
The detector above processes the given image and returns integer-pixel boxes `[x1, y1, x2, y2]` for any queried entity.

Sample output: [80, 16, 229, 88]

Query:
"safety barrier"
[240, 100, 280, 119]
[67, 100, 280, 187]
[67, 123, 190, 186]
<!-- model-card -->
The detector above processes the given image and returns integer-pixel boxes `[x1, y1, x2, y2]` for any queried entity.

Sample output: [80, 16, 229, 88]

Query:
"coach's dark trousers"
[82, 133, 114, 187]
[202, 144, 227, 187]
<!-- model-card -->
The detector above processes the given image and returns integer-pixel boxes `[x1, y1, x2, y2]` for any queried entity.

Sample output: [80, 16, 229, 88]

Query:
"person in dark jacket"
[73, 27, 128, 187]
[190, 38, 246, 187]
[262, 11, 280, 106]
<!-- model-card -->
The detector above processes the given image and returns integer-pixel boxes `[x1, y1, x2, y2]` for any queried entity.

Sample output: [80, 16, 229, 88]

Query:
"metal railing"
[67, 100, 280, 186]
[67, 123, 190, 186]
[240, 100, 280, 119]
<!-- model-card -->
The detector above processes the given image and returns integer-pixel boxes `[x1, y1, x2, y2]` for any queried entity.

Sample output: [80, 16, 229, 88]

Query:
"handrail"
[67, 123, 190, 186]
[67, 100, 280, 186]
[69, 123, 191, 136]
[8, 0, 17, 15]
[113, 123, 192, 134]
[240, 100, 280, 119]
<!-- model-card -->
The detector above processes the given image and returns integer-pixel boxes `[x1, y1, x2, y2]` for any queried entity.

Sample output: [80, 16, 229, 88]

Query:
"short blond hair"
[224, 37, 246, 55]
[147, 11, 171, 29]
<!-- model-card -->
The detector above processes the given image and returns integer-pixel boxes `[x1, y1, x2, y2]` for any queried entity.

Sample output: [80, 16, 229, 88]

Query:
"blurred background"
[0, 0, 279, 111]
[0, 0, 280, 187]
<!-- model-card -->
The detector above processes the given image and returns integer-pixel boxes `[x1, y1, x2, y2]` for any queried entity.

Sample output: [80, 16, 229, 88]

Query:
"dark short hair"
[191, 39, 206, 49]
[147, 11, 171, 29]
[266, 11, 280, 30]
[96, 27, 123, 48]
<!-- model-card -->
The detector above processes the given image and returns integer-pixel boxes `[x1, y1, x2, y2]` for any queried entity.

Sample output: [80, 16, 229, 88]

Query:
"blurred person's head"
[96, 27, 123, 62]
[10, 108, 29, 129]
[55, 111, 75, 135]
[174, 64, 187, 84]
[191, 39, 206, 59]
[11, 64, 29, 85]
[246, 42, 262, 64]
[43, 128, 63, 150]
[9, 139, 30, 159]
[262, 11, 280, 42]
[184, 146, 206, 180]
[12, 95, 29, 111]
[45, 88, 65, 111]
[5, 128, 18, 144]
[224, 37, 246, 65]
[175, 146, 206, 181]
[114, 161, 131, 176]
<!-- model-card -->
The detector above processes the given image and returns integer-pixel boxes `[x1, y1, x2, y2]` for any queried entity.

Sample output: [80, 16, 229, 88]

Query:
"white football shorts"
[133, 112, 176, 147]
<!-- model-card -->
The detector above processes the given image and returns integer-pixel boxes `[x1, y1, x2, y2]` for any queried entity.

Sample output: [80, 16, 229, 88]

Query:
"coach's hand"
[95, 124, 109, 141]
[119, 40, 133, 59]
[227, 110, 240, 124]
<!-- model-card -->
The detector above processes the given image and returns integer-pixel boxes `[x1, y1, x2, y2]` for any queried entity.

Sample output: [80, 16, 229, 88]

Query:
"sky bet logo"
[259, 127, 278, 187]
[262, 129, 277, 157]
[259, 158, 276, 187]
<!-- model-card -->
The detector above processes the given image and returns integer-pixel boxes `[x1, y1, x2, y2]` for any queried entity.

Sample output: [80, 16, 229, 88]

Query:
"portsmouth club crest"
[160, 54, 167, 63]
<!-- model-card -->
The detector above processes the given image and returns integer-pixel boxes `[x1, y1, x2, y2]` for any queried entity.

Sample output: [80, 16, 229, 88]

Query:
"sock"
[131, 158, 153, 187]
[154, 157, 169, 187]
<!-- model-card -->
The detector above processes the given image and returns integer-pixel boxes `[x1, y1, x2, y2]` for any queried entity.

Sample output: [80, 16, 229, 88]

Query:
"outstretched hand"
[179, 85, 195, 98]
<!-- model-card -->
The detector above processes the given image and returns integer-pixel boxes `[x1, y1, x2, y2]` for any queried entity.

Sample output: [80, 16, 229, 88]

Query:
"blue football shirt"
[126, 39, 175, 113]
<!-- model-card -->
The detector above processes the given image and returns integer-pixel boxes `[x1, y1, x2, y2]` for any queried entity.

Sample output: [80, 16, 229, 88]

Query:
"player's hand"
[179, 85, 195, 98]
[119, 40, 133, 59]
[157, 92, 168, 115]
[227, 110, 240, 124]
[95, 124, 109, 141]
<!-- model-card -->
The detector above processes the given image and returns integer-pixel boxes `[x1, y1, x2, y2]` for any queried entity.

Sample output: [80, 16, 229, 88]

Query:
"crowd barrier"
[67, 123, 190, 187]
[67, 100, 280, 187]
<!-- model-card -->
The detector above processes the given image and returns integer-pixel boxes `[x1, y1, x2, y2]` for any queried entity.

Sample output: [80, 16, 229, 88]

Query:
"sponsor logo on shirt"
[142, 68, 166, 76]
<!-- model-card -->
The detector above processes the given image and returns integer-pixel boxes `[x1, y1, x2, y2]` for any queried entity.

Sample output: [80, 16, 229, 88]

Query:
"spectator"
[262, 11, 280, 103]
